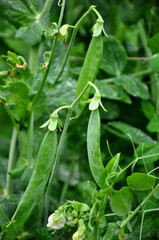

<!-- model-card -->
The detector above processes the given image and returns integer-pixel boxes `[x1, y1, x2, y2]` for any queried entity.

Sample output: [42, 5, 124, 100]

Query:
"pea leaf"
[0, 82, 30, 121]
[148, 33, 159, 53]
[108, 121, 155, 144]
[16, 21, 44, 46]
[136, 142, 159, 165]
[127, 173, 156, 191]
[95, 81, 131, 104]
[99, 153, 120, 188]
[147, 114, 159, 133]
[114, 75, 149, 100]
[101, 36, 127, 76]
[111, 187, 133, 216]
[0, 0, 34, 26]
[141, 101, 156, 120]
[150, 54, 159, 73]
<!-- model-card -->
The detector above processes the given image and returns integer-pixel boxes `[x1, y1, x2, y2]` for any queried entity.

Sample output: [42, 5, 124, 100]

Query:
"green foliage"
[0, 1, 159, 240]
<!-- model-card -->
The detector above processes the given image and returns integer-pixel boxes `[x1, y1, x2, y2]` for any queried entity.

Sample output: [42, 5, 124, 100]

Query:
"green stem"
[120, 184, 159, 229]
[98, 69, 152, 85]
[27, 112, 34, 167]
[0, 32, 14, 38]
[5, 105, 27, 152]
[38, 0, 55, 21]
[6, 127, 18, 196]
[44, 107, 72, 223]
[52, 5, 96, 86]
[25, 0, 37, 15]
[139, 211, 145, 240]
[59, 157, 74, 205]
[32, 0, 66, 109]
[29, 44, 40, 76]
[44, 80, 95, 222]
[94, 221, 99, 240]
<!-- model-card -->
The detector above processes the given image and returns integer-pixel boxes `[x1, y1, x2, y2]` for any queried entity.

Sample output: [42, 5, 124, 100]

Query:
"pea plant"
[0, 0, 159, 239]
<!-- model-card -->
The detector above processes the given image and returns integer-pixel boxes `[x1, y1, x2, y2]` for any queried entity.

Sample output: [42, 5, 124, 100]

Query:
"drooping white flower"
[47, 211, 66, 230]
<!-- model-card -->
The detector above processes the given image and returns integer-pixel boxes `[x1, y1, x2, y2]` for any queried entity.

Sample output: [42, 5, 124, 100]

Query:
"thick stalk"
[5, 105, 27, 152]
[27, 112, 34, 167]
[120, 184, 159, 229]
[98, 69, 152, 85]
[44, 107, 72, 223]
[29, 44, 40, 76]
[6, 127, 18, 196]
[25, 0, 37, 15]
[59, 157, 74, 205]
[53, 5, 96, 85]
[44, 81, 93, 222]
[31, 0, 66, 108]
[38, 0, 55, 21]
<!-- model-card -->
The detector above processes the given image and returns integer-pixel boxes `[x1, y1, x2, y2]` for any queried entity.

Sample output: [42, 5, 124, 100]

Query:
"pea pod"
[87, 109, 104, 187]
[75, 34, 103, 116]
[12, 130, 57, 223]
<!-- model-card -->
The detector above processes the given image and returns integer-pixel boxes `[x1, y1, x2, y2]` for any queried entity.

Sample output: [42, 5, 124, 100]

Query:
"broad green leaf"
[16, 21, 44, 46]
[141, 101, 156, 120]
[108, 121, 155, 144]
[136, 142, 159, 164]
[147, 114, 159, 133]
[95, 81, 131, 104]
[111, 187, 133, 216]
[114, 75, 149, 100]
[150, 54, 159, 73]
[0, 0, 34, 26]
[101, 36, 127, 76]
[99, 153, 120, 188]
[0, 82, 30, 121]
[148, 33, 159, 53]
[127, 173, 156, 191]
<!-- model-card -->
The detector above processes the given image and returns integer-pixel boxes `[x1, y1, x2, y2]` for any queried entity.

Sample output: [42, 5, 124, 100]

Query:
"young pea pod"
[87, 109, 104, 188]
[75, 34, 103, 116]
[11, 130, 57, 224]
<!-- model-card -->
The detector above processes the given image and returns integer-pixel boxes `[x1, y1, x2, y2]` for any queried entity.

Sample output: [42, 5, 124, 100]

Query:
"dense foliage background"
[0, 0, 159, 239]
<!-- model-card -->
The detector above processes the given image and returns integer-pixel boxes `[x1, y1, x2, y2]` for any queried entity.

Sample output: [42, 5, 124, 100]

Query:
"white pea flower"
[47, 211, 66, 230]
